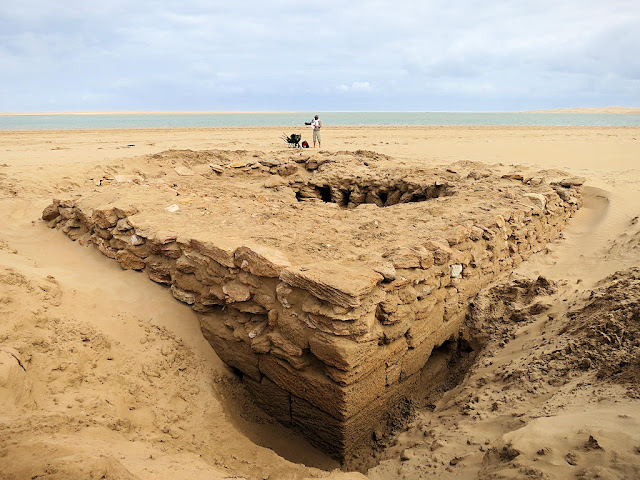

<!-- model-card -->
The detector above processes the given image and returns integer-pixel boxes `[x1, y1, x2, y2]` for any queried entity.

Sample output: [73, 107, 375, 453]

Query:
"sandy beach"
[1, 125, 639, 479]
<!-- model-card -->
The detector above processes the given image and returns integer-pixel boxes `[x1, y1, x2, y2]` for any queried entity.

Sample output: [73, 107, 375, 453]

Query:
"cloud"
[336, 81, 373, 93]
[0, 0, 638, 111]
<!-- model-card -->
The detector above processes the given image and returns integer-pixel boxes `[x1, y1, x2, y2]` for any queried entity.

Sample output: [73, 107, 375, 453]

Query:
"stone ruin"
[42, 150, 583, 461]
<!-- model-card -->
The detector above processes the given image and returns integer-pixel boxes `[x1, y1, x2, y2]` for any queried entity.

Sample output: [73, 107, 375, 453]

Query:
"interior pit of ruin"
[292, 176, 454, 207]
[42, 149, 583, 462]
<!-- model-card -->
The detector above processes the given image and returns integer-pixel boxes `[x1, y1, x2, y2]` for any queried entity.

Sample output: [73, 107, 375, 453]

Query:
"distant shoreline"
[528, 106, 640, 114]
[1, 107, 639, 116]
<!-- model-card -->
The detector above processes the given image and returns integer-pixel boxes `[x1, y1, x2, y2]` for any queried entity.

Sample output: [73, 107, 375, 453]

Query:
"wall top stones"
[48, 150, 583, 272]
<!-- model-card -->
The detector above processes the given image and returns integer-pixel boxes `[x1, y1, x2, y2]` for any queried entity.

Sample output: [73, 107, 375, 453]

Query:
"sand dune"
[531, 106, 640, 114]
[1, 126, 639, 479]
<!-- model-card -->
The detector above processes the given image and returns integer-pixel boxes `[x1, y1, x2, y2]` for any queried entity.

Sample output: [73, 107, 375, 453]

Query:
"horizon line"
[1, 106, 638, 116]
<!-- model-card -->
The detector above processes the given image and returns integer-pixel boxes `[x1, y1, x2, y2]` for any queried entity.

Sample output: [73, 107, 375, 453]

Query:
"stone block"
[200, 313, 261, 381]
[244, 376, 291, 426]
[445, 225, 469, 246]
[42, 203, 60, 221]
[67, 227, 87, 241]
[171, 285, 196, 305]
[234, 301, 267, 314]
[113, 205, 138, 218]
[385, 361, 402, 386]
[304, 310, 375, 337]
[92, 207, 119, 229]
[301, 293, 363, 321]
[275, 307, 311, 350]
[270, 348, 311, 371]
[58, 207, 76, 219]
[324, 337, 408, 386]
[155, 241, 182, 259]
[94, 227, 113, 240]
[173, 272, 204, 294]
[414, 289, 446, 320]
[280, 262, 383, 308]
[109, 236, 127, 250]
[115, 249, 146, 270]
[401, 339, 436, 380]
[237, 270, 261, 288]
[268, 331, 303, 357]
[290, 396, 347, 459]
[95, 238, 117, 259]
[383, 247, 421, 268]
[381, 318, 412, 342]
[145, 255, 173, 284]
[383, 303, 415, 325]
[181, 248, 212, 266]
[222, 281, 252, 303]
[175, 254, 198, 273]
[402, 318, 460, 379]
[309, 331, 378, 371]
[235, 244, 291, 277]
[259, 354, 386, 420]
[368, 261, 396, 282]
[424, 240, 452, 265]
[252, 291, 277, 310]
[405, 304, 443, 348]
[190, 237, 239, 268]
[115, 217, 133, 231]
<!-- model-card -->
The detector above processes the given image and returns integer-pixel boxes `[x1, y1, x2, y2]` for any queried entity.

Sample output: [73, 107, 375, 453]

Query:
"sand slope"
[1, 126, 639, 479]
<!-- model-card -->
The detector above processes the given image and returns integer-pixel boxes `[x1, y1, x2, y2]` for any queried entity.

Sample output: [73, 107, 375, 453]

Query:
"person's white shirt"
[311, 119, 321, 130]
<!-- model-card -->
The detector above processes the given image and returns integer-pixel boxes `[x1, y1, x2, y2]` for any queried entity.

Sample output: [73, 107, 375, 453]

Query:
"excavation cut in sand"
[42, 149, 583, 461]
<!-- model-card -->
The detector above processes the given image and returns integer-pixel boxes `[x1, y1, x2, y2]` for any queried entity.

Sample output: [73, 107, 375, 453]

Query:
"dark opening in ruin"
[318, 185, 332, 203]
[292, 179, 454, 208]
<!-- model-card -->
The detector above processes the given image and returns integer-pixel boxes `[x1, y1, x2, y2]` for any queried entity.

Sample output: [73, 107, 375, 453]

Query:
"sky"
[0, 0, 639, 112]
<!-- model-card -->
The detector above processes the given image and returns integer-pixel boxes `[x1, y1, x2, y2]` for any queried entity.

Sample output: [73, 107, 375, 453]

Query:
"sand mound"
[563, 268, 640, 391]
[470, 268, 640, 397]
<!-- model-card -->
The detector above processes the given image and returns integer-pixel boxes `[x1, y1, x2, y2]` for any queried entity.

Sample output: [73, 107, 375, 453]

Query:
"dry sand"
[1, 126, 639, 479]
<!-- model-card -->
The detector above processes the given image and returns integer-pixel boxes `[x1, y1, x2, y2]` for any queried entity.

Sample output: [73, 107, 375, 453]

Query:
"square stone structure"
[43, 150, 583, 460]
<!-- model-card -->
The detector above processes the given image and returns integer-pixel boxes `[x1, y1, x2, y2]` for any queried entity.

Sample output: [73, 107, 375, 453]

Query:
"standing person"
[311, 115, 322, 148]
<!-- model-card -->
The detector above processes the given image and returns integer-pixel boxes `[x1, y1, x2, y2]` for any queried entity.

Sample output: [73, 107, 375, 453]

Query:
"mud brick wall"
[42, 179, 582, 460]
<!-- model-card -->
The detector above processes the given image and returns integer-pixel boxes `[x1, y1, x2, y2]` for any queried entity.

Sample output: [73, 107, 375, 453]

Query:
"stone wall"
[42, 175, 582, 461]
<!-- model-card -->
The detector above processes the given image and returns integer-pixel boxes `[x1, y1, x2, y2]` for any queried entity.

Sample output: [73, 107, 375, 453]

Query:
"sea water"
[1, 111, 639, 130]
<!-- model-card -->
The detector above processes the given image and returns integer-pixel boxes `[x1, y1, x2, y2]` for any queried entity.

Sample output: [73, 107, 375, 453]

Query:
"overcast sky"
[1, 0, 638, 112]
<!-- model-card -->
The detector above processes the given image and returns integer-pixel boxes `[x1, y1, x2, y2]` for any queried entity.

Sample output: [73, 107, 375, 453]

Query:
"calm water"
[1, 112, 639, 130]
